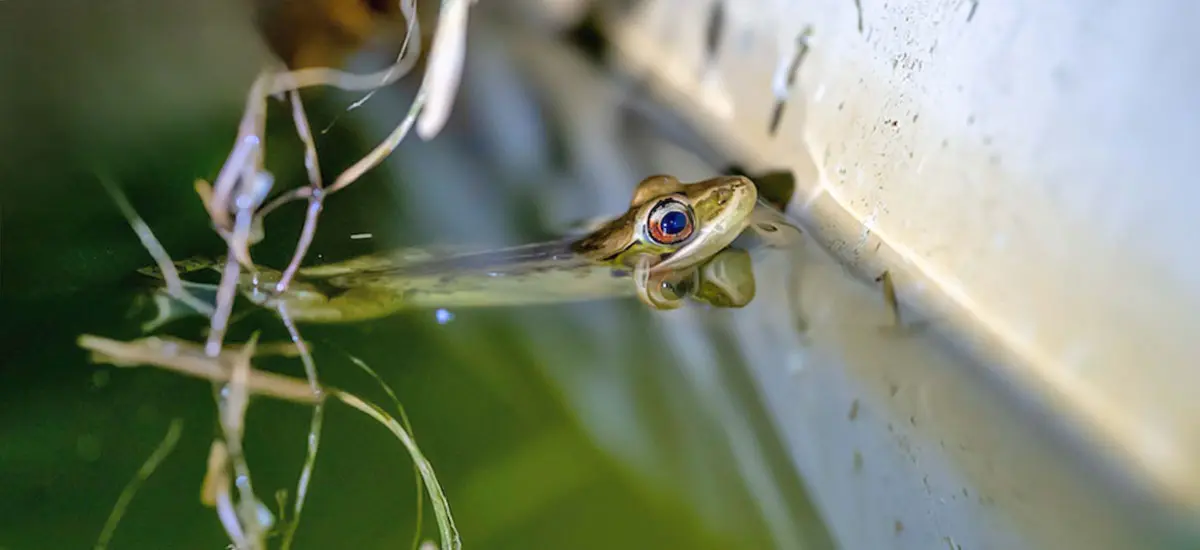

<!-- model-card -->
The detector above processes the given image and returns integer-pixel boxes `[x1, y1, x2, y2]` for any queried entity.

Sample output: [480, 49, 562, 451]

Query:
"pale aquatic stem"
[96, 174, 214, 317]
[254, 0, 424, 294]
[79, 335, 320, 404]
[206, 161, 274, 358]
[325, 1, 473, 194]
[201, 439, 227, 507]
[209, 0, 475, 298]
[331, 344, 427, 550]
[274, 195, 324, 295]
[209, 441, 248, 547]
[208, 130, 262, 232]
[338, 0, 421, 116]
[94, 418, 185, 550]
[277, 304, 325, 550]
[219, 332, 270, 549]
[78, 334, 462, 550]
[336, 392, 459, 550]
[206, 157, 276, 550]
[211, 0, 424, 295]
[89, 2, 472, 548]
[206, 252, 244, 357]
[196, 0, 473, 309]
[288, 89, 324, 190]
[415, 0, 472, 140]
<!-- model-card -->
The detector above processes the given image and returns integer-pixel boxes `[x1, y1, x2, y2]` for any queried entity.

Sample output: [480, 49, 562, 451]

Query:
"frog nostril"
[716, 188, 732, 205]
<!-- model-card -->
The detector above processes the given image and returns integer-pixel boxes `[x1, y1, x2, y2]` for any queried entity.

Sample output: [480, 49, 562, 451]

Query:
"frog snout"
[715, 187, 732, 206]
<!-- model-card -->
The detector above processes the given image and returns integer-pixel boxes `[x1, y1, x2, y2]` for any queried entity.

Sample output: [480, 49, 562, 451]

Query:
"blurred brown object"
[254, 0, 417, 69]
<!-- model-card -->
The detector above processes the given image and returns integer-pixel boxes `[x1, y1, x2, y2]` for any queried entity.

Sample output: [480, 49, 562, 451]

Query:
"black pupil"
[661, 210, 688, 235]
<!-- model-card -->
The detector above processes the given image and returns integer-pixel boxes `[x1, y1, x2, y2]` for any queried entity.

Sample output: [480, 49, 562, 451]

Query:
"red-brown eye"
[647, 199, 694, 245]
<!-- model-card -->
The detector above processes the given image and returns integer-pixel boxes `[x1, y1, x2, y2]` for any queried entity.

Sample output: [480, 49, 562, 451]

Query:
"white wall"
[601, 0, 1200, 546]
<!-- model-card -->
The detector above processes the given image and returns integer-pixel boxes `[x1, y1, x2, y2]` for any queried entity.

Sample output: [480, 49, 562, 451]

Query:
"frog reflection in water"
[141, 175, 797, 324]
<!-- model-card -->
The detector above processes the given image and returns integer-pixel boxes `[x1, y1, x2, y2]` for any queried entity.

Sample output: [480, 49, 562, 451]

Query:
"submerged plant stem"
[278, 305, 325, 550]
[94, 418, 185, 550]
[78, 334, 461, 550]
[87, 2, 474, 548]
[95, 175, 214, 317]
[336, 393, 459, 550]
[329, 343, 426, 550]
[218, 332, 270, 549]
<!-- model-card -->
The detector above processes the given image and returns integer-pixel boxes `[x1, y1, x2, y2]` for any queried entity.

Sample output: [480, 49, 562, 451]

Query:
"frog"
[137, 174, 798, 324]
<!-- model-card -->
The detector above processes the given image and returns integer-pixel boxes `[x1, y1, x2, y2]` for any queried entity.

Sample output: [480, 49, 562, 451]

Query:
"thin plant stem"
[335, 392, 459, 550]
[205, 253, 242, 357]
[288, 89, 324, 190]
[416, 0, 472, 140]
[277, 304, 324, 550]
[78, 334, 461, 550]
[86, 3, 476, 548]
[94, 419, 185, 550]
[218, 333, 269, 548]
[96, 174, 214, 317]
[326, 342, 426, 550]
[274, 193, 323, 294]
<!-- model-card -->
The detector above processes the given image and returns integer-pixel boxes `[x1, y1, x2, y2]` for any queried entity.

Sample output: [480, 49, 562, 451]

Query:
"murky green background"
[0, 13, 833, 549]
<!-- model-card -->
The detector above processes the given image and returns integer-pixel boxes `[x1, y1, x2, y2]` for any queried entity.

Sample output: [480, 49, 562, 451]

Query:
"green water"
[0, 91, 834, 549]
[1, 289, 765, 549]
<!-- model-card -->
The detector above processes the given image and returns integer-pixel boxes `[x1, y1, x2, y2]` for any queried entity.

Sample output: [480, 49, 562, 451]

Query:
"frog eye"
[646, 199, 695, 245]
